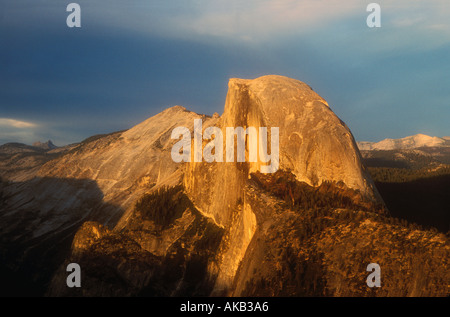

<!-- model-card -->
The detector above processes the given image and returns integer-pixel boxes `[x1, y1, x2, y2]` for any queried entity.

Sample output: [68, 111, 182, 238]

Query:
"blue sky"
[1, 0, 450, 146]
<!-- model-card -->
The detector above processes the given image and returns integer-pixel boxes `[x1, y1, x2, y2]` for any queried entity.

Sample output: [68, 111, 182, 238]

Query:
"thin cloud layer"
[0, 118, 38, 145]
[163, 0, 362, 41]
[92, 0, 450, 47]
[3, 1, 450, 43]
[0, 118, 37, 129]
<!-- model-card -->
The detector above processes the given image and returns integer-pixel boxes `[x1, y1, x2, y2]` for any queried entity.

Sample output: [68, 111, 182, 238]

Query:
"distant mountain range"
[358, 134, 450, 169]
[0, 140, 78, 181]
[359, 134, 450, 236]
[357, 134, 450, 151]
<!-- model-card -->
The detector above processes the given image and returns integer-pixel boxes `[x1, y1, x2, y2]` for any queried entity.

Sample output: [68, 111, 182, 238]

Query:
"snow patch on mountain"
[358, 134, 450, 151]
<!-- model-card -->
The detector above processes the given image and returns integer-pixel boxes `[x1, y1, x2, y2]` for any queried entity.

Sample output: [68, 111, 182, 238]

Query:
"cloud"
[0, 118, 38, 129]
[140, 0, 365, 42]
[101, 0, 450, 44]
[3, 1, 450, 46]
[75, 0, 450, 54]
[0, 118, 39, 145]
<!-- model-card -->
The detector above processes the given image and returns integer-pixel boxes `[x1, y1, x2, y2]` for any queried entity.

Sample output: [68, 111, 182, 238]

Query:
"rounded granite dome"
[221, 75, 380, 202]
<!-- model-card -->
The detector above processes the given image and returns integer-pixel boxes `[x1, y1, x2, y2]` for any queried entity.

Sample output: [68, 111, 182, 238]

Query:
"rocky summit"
[32, 140, 58, 151]
[0, 75, 448, 297]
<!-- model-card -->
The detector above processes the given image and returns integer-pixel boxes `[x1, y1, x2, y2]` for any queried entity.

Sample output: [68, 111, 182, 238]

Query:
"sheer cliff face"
[183, 75, 382, 293]
[186, 76, 380, 224]
[224, 75, 378, 197]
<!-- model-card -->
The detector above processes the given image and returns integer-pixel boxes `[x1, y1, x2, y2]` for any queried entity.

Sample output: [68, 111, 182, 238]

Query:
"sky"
[1, 0, 450, 146]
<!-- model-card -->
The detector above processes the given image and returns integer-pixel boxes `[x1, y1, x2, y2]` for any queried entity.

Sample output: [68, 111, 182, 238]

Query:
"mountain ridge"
[32, 140, 58, 150]
[358, 134, 450, 151]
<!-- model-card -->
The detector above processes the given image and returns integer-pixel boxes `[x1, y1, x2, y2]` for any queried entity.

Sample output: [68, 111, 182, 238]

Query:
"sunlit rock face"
[186, 75, 380, 223]
[183, 75, 382, 293]
[229, 75, 378, 198]
[39, 106, 206, 221]
[1, 106, 207, 251]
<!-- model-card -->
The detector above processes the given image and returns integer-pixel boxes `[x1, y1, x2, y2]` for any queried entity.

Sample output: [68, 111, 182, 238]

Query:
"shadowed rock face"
[0, 106, 208, 295]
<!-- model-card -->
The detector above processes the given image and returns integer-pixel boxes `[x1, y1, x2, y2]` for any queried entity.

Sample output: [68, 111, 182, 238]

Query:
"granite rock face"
[226, 75, 378, 197]
[183, 75, 382, 293]
[186, 75, 380, 224]
[0, 106, 207, 294]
